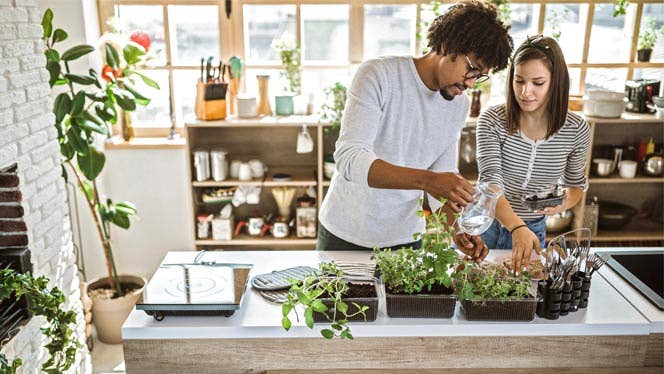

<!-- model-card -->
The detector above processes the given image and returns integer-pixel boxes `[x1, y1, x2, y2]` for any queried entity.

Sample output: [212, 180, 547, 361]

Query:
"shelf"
[322, 180, 331, 187]
[196, 234, 316, 246]
[186, 115, 330, 128]
[193, 168, 317, 187]
[590, 176, 664, 184]
[593, 217, 664, 242]
[582, 112, 664, 124]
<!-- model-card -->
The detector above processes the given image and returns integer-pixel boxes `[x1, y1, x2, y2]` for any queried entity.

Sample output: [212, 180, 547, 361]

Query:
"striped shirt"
[476, 105, 590, 221]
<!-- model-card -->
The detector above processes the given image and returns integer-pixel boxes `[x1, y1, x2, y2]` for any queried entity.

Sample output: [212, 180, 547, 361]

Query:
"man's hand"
[511, 227, 542, 273]
[425, 172, 475, 212]
[453, 232, 489, 263]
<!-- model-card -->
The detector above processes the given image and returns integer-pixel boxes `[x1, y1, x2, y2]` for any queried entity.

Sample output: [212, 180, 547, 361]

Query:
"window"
[98, 0, 664, 135]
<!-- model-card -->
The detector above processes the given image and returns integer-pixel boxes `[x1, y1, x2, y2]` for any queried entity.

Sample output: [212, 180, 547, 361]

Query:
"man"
[318, 0, 513, 259]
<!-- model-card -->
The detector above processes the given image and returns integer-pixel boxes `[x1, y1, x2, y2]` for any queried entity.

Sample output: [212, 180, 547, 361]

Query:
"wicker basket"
[313, 281, 378, 323]
[386, 292, 456, 318]
[461, 298, 538, 321]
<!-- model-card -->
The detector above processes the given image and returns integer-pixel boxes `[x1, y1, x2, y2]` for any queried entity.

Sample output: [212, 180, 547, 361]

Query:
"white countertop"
[595, 247, 664, 333]
[122, 250, 650, 340]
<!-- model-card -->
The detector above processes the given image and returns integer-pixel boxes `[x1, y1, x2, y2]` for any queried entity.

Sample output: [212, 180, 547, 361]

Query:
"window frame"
[98, 0, 664, 136]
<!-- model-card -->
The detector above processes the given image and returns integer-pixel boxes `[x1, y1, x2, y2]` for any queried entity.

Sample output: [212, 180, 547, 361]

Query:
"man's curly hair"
[427, 0, 513, 72]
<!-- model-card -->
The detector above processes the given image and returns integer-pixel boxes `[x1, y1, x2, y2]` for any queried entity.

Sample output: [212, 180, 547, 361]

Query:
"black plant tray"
[313, 281, 378, 323]
[461, 298, 538, 321]
[386, 291, 456, 318]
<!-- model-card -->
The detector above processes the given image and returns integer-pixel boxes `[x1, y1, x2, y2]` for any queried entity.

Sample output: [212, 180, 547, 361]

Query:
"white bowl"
[585, 90, 624, 101]
[583, 97, 624, 118]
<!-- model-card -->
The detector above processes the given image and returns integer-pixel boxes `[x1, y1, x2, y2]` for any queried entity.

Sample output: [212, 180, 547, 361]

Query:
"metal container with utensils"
[210, 149, 229, 181]
[192, 150, 210, 181]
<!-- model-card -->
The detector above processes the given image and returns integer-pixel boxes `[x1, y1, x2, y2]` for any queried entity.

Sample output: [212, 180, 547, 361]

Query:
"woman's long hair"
[505, 35, 569, 139]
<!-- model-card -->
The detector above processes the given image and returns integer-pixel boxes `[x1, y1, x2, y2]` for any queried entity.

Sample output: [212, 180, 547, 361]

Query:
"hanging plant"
[612, 0, 630, 17]
[0, 269, 80, 373]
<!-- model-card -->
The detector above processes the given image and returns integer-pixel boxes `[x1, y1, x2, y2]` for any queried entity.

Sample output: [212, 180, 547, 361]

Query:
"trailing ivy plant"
[42, 9, 158, 297]
[373, 199, 457, 295]
[273, 34, 302, 95]
[0, 269, 80, 374]
[281, 262, 370, 340]
[453, 261, 534, 302]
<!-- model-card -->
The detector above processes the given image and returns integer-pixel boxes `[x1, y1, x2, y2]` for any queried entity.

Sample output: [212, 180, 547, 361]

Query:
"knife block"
[195, 80, 227, 120]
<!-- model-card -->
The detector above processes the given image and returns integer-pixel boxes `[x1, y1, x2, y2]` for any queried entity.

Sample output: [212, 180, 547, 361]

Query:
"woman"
[476, 35, 590, 273]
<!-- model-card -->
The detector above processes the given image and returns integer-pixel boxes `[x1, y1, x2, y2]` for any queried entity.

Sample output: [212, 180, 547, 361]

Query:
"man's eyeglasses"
[464, 55, 490, 83]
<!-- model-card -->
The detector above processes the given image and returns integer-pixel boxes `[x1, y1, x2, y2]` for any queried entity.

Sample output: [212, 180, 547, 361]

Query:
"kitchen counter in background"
[122, 250, 662, 373]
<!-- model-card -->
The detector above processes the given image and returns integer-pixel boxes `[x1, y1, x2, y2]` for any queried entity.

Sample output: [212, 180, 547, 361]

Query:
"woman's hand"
[537, 204, 566, 215]
[453, 233, 489, 263]
[510, 226, 541, 273]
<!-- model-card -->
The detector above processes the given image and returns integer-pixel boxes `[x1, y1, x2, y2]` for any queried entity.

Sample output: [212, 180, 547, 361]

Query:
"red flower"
[101, 65, 121, 82]
[130, 31, 151, 52]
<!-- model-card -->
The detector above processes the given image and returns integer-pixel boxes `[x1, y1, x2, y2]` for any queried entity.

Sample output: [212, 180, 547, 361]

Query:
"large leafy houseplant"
[42, 9, 158, 297]
[281, 262, 374, 340]
[0, 269, 80, 374]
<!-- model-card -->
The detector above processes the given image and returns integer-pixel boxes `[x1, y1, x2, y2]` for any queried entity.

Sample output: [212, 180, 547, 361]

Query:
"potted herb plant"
[281, 262, 378, 339]
[453, 261, 538, 321]
[373, 201, 457, 318]
[273, 33, 301, 115]
[42, 9, 158, 344]
[320, 82, 347, 179]
[637, 17, 663, 62]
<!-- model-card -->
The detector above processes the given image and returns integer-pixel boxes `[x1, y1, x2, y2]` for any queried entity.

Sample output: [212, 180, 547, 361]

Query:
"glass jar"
[458, 182, 503, 235]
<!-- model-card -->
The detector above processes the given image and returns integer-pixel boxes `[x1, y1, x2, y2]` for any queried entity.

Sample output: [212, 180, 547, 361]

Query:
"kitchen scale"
[137, 251, 253, 321]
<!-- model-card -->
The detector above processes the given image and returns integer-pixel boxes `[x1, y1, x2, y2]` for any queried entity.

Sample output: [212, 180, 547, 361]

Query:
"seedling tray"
[461, 298, 538, 321]
[385, 292, 456, 318]
[313, 281, 378, 323]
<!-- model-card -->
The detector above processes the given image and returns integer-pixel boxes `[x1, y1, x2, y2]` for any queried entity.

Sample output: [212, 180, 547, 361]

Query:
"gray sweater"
[319, 56, 470, 248]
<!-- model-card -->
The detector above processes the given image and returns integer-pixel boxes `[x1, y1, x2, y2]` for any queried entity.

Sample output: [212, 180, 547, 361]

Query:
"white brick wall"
[0, 1, 90, 373]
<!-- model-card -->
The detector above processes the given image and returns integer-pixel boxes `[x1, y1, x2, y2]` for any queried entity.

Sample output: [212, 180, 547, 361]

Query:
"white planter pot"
[87, 275, 146, 344]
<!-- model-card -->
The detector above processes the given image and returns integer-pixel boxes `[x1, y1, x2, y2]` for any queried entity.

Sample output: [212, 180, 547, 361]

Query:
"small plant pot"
[275, 94, 295, 116]
[385, 285, 456, 318]
[461, 298, 538, 321]
[313, 280, 378, 323]
[537, 280, 562, 320]
[637, 49, 653, 63]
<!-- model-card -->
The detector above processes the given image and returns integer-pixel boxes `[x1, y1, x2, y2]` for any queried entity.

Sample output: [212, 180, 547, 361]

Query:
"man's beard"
[439, 89, 454, 101]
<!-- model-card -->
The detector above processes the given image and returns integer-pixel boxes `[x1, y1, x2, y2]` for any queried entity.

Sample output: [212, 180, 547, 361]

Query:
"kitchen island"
[122, 250, 662, 373]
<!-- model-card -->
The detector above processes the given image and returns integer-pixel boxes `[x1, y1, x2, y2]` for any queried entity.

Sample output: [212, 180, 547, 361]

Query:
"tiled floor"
[91, 335, 125, 374]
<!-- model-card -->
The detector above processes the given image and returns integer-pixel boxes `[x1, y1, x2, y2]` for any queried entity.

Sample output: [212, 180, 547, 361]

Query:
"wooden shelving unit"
[574, 113, 664, 243]
[185, 115, 331, 250]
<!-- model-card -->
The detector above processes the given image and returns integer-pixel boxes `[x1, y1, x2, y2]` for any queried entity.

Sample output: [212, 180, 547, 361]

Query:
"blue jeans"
[316, 223, 422, 251]
[481, 216, 547, 250]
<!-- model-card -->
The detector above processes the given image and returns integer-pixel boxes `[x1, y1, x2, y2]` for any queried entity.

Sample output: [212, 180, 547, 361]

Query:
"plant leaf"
[320, 329, 334, 339]
[64, 73, 96, 85]
[66, 127, 87, 154]
[282, 303, 293, 317]
[53, 93, 71, 124]
[70, 91, 85, 116]
[46, 60, 61, 87]
[112, 87, 137, 111]
[41, 8, 53, 39]
[304, 308, 314, 329]
[123, 44, 145, 65]
[311, 299, 327, 313]
[77, 146, 105, 180]
[123, 81, 150, 106]
[105, 43, 119, 69]
[281, 316, 292, 331]
[44, 48, 59, 63]
[52, 28, 67, 43]
[133, 71, 160, 89]
[337, 301, 348, 314]
[112, 214, 130, 229]
[80, 120, 107, 135]
[61, 45, 95, 61]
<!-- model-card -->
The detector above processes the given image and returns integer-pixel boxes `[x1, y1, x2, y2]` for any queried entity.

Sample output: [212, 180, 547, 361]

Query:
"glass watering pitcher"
[457, 182, 503, 236]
